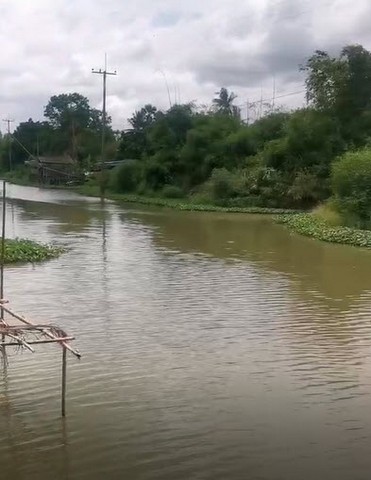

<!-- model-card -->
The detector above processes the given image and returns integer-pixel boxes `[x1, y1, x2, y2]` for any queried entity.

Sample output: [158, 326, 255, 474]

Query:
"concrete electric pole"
[92, 55, 117, 196]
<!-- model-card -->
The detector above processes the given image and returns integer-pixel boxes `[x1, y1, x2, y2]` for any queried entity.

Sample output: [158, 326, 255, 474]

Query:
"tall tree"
[302, 45, 371, 117]
[213, 87, 240, 117]
[44, 93, 113, 160]
[129, 104, 158, 131]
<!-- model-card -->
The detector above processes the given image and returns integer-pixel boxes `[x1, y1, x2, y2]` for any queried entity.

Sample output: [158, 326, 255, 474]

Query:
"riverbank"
[5, 176, 371, 249]
[278, 214, 371, 248]
[3, 238, 64, 263]
[76, 184, 299, 215]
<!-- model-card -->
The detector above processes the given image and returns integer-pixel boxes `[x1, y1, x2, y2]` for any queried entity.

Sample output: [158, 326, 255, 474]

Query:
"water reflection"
[126, 208, 371, 308]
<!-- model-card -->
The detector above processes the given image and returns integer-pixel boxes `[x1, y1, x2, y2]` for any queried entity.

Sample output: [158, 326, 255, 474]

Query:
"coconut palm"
[212, 87, 238, 116]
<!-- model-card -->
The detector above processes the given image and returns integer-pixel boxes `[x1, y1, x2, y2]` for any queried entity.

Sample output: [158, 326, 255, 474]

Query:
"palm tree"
[213, 87, 239, 116]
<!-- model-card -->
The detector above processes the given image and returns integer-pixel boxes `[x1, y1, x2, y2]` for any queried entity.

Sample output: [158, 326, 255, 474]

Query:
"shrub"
[208, 168, 243, 201]
[312, 202, 342, 226]
[143, 159, 170, 191]
[109, 160, 141, 193]
[162, 185, 185, 199]
[331, 147, 371, 227]
[288, 170, 324, 205]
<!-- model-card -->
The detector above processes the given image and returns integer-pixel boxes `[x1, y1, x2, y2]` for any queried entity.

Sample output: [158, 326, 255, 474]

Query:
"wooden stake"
[0, 181, 5, 323]
[62, 347, 67, 417]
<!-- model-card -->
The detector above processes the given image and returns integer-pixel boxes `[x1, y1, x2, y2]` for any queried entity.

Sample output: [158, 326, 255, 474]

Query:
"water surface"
[1, 184, 371, 480]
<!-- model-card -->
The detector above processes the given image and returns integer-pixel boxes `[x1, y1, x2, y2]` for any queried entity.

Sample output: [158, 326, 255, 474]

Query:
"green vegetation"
[76, 182, 297, 214]
[4, 43, 371, 246]
[0, 93, 116, 173]
[3, 239, 64, 264]
[331, 148, 371, 228]
[278, 214, 371, 248]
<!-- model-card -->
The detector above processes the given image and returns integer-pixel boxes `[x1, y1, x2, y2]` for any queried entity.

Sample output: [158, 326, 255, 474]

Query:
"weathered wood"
[0, 181, 6, 322]
[1, 336, 74, 347]
[62, 347, 67, 417]
[6, 333, 35, 353]
[0, 305, 81, 358]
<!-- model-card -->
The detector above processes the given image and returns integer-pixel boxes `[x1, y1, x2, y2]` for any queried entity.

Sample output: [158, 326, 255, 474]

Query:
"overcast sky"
[0, 0, 370, 131]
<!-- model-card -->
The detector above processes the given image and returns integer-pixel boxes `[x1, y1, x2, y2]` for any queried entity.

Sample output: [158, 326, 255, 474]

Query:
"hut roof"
[35, 155, 75, 165]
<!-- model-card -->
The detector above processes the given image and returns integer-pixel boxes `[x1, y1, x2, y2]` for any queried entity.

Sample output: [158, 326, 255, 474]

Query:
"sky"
[0, 0, 370, 131]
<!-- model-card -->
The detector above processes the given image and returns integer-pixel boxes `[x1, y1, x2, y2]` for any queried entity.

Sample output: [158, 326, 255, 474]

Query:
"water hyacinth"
[3, 239, 64, 264]
[277, 214, 371, 248]
[109, 193, 297, 215]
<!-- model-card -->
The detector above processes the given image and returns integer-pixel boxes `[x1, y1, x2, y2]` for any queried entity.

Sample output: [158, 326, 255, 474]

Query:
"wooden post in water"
[0, 181, 6, 319]
[0, 181, 6, 366]
[62, 347, 67, 417]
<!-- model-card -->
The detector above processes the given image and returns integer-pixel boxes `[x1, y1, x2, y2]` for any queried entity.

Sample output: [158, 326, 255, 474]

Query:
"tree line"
[3, 43, 371, 227]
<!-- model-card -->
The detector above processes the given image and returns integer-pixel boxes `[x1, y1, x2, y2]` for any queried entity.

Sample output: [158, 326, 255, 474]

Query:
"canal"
[1, 183, 371, 480]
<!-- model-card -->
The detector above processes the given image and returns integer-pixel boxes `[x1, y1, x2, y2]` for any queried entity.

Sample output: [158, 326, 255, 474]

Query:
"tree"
[11, 119, 56, 165]
[129, 104, 158, 131]
[213, 88, 240, 117]
[118, 105, 159, 159]
[44, 93, 98, 130]
[44, 93, 113, 161]
[302, 50, 348, 113]
[302, 45, 371, 120]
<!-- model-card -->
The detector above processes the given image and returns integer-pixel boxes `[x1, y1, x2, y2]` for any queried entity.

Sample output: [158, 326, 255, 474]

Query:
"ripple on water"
[2, 184, 371, 480]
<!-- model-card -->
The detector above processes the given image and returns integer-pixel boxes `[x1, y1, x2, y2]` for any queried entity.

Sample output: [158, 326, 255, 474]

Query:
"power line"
[92, 54, 117, 196]
[236, 87, 306, 109]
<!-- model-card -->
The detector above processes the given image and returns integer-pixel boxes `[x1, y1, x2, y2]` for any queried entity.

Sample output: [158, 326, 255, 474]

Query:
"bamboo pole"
[0, 182, 6, 365]
[0, 181, 5, 322]
[62, 347, 67, 417]
[0, 336, 74, 347]
[0, 305, 81, 358]
[6, 333, 34, 353]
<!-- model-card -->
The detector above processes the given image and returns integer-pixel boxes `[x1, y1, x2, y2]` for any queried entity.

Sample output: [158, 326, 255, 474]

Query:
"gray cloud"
[0, 0, 370, 130]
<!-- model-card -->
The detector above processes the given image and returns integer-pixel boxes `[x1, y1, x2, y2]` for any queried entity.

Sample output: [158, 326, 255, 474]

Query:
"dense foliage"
[4, 43, 371, 230]
[111, 44, 371, 219]
[2, 93, 116, 170]
[331, 148, 371, 228]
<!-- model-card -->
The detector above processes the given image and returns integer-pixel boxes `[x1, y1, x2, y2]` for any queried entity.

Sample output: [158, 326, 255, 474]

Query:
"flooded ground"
[1, 184, 371, 480]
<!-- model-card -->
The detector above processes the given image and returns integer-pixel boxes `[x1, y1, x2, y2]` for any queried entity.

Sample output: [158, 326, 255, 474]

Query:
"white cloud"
[0, 0, 370, 131]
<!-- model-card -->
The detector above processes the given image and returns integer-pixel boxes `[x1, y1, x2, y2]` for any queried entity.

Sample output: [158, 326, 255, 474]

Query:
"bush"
[109, 160, 141, 193]
[312, 202, 342, 226]
[143, 159, 170, 191]
[208, 168, 242, 201]
[288, 170, 324, 205]
[331, 148, 371, 227]
[162, 185, 185, 199]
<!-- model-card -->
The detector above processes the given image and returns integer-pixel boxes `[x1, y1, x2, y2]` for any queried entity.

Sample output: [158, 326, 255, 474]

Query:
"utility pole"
[2, 119, 14, 171]
[92, 55, 117, 197]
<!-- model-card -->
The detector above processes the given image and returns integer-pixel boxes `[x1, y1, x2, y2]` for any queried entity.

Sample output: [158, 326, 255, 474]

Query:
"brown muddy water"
[1, 183, 371, 480]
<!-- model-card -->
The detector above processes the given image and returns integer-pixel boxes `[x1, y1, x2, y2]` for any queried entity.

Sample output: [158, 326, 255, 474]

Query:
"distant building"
[26, 155, 79, 185]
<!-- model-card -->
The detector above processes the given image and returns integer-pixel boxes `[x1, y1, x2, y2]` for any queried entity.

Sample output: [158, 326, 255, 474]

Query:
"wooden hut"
[26, 155, 77, 185]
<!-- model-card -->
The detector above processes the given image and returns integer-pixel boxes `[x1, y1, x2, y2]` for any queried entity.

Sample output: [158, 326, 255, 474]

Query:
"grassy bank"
[278, 213, 371, 248]
[4, 239, 64, 264]
[76, 184, 299, 215]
